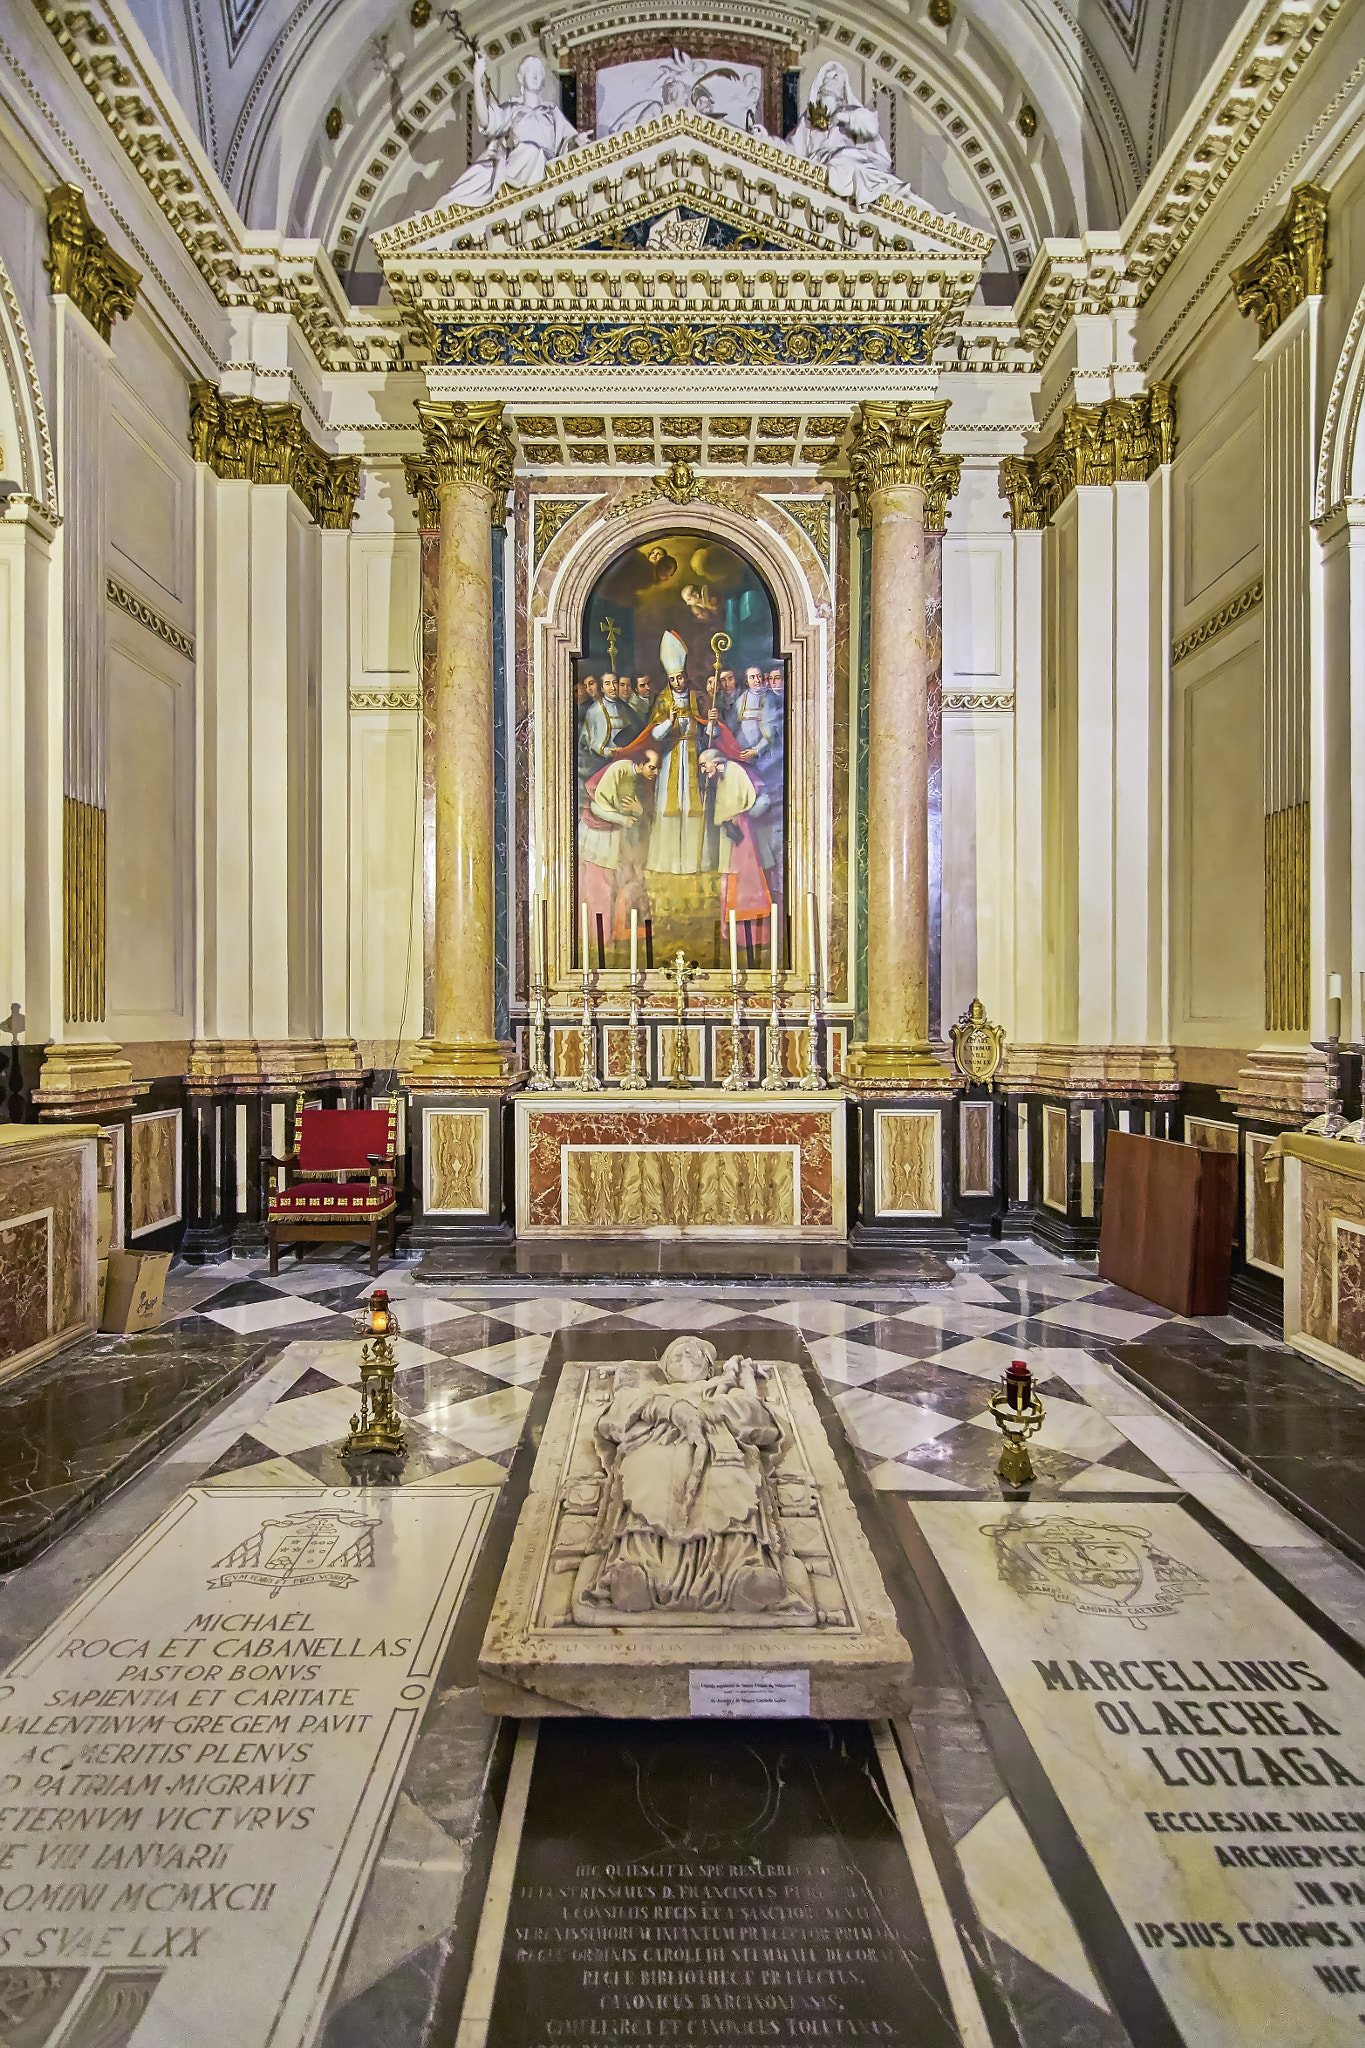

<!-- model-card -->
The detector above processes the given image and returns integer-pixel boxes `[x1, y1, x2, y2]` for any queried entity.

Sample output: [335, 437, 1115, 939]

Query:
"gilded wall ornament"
[767, 494, 832, 567]
[950, 998, 1005, 1088]
[106, 576, 194, 659]
[849, 400, 954, 525]
[1231, 183, 1329, 344]
[431, 319, 931, 370]
[414, 398, 516, 504]
[607, 460, 745, 519]
[188, 383, 361, 529]
[998, 384, 1177, 531]
[402, 454, 441, 531]
[532, 497, 593, 566]
[44, 183, 140, 344]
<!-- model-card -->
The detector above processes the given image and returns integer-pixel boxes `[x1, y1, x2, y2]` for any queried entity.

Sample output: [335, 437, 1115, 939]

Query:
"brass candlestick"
[526, 975, 553, 1091]
[723, 969, 749, 1091]
[620, 967, 648, 1090]
[343, 1290, 406, 1459]
[575, 954, 603, 1091]
[761, 968, 789, 1091]
[665, 949, 699, 1089]
[989, 1359, 1044, 1488]
[801, 974, 829, 1091]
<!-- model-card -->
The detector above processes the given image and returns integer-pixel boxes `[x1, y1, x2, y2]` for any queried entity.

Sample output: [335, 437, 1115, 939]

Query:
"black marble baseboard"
[0, 1329, 275, 1571]
[1111, 1329, 1365, 1566]
[414, 1238, 957, 1285]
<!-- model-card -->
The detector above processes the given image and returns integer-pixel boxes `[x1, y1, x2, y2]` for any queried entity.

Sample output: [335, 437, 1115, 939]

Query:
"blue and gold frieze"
[431, 319, 932, 369]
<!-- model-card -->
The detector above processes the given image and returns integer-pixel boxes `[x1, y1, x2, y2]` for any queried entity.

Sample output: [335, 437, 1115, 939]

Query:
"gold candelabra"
[801, 973, 829, 1090]
[575, 947, 603, 1091]
[525, 973, 553, 1090]
[620, 967, 648, 1089]
[665, 949, 699, 1089]
[761, 966, 789, 1091]
[988, 1359, 1044, 1488]
[723, 968, 749, 1090]
[343, 1290, 407, 1459]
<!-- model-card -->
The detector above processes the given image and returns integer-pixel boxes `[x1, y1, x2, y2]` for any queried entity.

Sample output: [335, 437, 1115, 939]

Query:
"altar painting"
[575, 533, 787, 971]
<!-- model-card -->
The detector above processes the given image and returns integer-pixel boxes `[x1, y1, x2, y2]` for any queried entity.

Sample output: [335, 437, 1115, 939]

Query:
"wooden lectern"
[1099, 1131, 1238, 1316]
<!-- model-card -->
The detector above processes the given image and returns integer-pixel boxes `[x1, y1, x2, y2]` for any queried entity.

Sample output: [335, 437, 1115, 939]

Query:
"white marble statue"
[430, 52, 587, 212]
[601, 51, 776, 141]
[573, 1337, 816, 1620]
[788, 62, 914, 209]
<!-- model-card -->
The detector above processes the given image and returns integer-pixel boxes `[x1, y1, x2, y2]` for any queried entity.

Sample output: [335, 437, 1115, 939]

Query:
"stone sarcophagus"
[479, 1335, 914, 1717]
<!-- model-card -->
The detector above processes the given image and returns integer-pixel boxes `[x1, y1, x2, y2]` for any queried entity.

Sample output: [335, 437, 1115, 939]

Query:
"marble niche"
[1282, 1132, 1365, 1382]
[480, 1333, 914, 1717]
[0, 1124, 100, 1382]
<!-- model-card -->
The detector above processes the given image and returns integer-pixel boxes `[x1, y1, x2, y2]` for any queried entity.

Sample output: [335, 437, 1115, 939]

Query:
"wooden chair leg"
[269, 1225, 280, 1276]
[293, 1242, 305, 1260]
[369, 1219, 379, 1276]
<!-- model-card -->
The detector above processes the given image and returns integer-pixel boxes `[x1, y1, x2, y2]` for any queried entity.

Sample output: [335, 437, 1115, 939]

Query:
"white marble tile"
[868, 1461, 966, 1493]
[805, 1334, 921, 1386]
[915, 1499, 1365, 2048]
[204, 1295, 340, 1335]
[753, 1298, 879, 1335]
[426, 1384, 533, 1456]
[957, 1796, 1109, 2008]
[251, 1384, 365, 1456]
[0, 1485, 496, 2048]
[617, 1296, 743, 1330]
[262, 1262, 369, 1296]
[945, 1274, 1011, 1304]
[1180, 1471, 1319, 1550]
[926, 1337, 1048, 1383]
[1000, 1269, 1108, 1303]
[495, 1295, 608, 1333]
[1038, 1351, 1162, 1415]
[1109, 1413, 1237, 1477]
[1033, 1300, 1164, 1340]
[1187, 1314, 1290, 1349]
[898, 1302, 1021, 1339]
[377, 1292, 481, 1334]
[1058, 1467, 1180, 1493]
[966, 1396, 1127, 1462]
[262, 1335, 442, 1388]
[999, 1240, 1070, 1267]
[203, 1453, 323, 1488]
[832, 1387, 959, 1460]
[451, 1334, 552, 1385]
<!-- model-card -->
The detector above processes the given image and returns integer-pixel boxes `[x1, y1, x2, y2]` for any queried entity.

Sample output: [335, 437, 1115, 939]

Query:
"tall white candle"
[531, 892, 541, 981]
[630, 907, 638, 975]
[806, 892, 819, 994]
[729, 908, 738, 977]
[581, 899, 590, 972]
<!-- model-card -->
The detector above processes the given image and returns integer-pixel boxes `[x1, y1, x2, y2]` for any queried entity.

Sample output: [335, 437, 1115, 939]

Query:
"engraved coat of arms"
[207, 1511, 378, 1594]
[989, 1516, 1206, 1630]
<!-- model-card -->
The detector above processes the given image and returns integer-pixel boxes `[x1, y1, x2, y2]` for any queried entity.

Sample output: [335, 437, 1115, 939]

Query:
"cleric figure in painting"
[573, 1337, 815, 1621]
[576, 534, 786, 967]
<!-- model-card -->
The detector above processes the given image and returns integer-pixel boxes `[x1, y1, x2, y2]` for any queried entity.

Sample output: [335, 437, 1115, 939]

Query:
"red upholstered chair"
[267, 1105, 401, 1276]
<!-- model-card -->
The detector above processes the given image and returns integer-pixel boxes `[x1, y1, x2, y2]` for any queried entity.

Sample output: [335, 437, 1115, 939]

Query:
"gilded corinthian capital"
[45, 183, 140, 344]
[849, 401, 953, 526]
[415, 400, 516, 505]
[1231, 183, 1329, 345]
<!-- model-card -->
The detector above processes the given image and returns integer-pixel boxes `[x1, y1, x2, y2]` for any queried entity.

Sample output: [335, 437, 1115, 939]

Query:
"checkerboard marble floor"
[167, 1244, 1321, 1564]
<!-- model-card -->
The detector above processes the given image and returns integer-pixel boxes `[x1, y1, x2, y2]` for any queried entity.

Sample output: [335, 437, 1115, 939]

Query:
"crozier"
[479, 1337, 914, 1717]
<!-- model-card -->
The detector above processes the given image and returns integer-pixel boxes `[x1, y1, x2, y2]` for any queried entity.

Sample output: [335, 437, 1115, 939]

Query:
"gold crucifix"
[602, 614, 620, 670]
[665, 949, 699, 1089]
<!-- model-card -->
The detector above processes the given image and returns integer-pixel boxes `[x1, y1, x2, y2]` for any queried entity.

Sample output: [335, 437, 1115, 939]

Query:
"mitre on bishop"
[660, 630, 688, 677]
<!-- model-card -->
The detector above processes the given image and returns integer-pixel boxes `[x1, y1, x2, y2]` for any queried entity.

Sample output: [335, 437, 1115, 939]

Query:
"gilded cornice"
[188, 384, 360, 529]
[414, 401, 516, 506]
[1231, 184, 1329, 345]
[45, 184, 140, 344]
[848, 401, 955, 526]
[999, 384, 1176, 531]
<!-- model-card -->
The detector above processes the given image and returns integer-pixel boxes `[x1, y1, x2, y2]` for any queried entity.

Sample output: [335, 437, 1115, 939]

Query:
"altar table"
[513, 1091, 847, 1239]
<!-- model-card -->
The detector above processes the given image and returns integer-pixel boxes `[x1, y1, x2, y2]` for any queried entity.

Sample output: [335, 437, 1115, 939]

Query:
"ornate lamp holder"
[343, 1289, 407, 1459]
[723, 969, 750, 1091]
[761, 969, 789, 1092]
[620, 967, 649, 1091]
[989, 1358, 1044, 1489]
[526, 974, 554, 1091]
[665, 949, 699, 1090]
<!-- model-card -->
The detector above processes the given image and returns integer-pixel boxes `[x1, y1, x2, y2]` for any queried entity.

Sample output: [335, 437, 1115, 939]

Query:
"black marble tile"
[894, 1423, 1092, 1496]
[287, 1419, 473, 1487]
[190, 1277, 289, 1310]
[199, 1432, 279, 1477]
[0, 1330, 277, 1568]
[395, 1359, 505, 1411]
[415, 1241, 957, 1287]
[855, 1315, 972, 1361]
[1113, 1339, 1365, 1563]
[487, 1719, 962, 2048]
[417, 1312, 523, 1356]
[861, 1363, 993, 1419]
[278, 1366, 342, 1400]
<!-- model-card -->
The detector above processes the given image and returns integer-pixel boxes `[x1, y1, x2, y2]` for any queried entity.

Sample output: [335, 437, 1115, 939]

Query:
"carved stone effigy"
[479, 1335, 915, 1716]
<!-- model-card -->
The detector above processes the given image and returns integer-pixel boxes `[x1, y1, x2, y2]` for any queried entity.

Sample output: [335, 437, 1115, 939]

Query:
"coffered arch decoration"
[0, 254, 57, 521]
[525, 491, 831, 992]
[1316, 273, 1365, 525]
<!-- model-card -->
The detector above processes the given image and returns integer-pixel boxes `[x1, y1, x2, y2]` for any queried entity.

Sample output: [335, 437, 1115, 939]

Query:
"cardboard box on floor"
[100, 1251, 172, 1333]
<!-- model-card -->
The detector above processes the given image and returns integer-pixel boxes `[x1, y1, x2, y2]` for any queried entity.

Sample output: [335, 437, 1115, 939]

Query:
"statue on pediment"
[572, 1338, 817, 1621]
[789, 61, 937, 212]
[428, 52, 589, 214]
[601, 50, 781, 143]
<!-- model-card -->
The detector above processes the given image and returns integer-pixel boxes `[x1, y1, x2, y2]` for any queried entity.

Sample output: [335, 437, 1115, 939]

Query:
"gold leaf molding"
[849, 401, 960, 531]
[1232, 184, 1329, 346]
[1000, 385, 1176, 531]
[1172, 576, 1263, 666]
[45, 183, 140, 344]
[189, 384, 360, 529]
[106, 576, 193, 660]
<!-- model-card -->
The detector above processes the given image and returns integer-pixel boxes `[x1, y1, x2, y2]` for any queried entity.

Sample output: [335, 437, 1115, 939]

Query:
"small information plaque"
[689, 1666, 810, 1717]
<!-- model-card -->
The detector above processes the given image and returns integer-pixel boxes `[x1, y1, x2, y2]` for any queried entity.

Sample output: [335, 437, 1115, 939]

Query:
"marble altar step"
[416, 1237, 956, 1286]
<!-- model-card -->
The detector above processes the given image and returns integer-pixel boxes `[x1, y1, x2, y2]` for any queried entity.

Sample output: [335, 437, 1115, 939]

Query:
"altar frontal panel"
[514, 1095, 845, 1237]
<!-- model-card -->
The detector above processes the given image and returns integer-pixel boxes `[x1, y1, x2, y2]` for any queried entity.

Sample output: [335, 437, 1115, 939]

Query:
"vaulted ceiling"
[122, 0, 1250, 299]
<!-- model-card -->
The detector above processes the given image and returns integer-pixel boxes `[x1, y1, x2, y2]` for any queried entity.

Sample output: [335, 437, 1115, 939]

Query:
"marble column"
[411, 400, 515, 1080]
[847, 401, 955, 1085]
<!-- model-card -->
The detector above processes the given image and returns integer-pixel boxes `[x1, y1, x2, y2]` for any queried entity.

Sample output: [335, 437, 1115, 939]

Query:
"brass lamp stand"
[343, 1289, 407, 1459]
[989, 1359, 1044, 1488]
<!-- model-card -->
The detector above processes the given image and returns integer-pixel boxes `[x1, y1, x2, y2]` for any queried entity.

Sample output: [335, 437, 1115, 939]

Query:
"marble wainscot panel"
[130, 1108, 182, 1237]
[1282, 1133, 1365, 1386]
[916, 1500, 1365, 2047]
[0, 1125, 100, 1383]
[480, 1338, 913, 1717]
[0, 1484, 496, 2047]
[513, 1094, 846, 1238]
